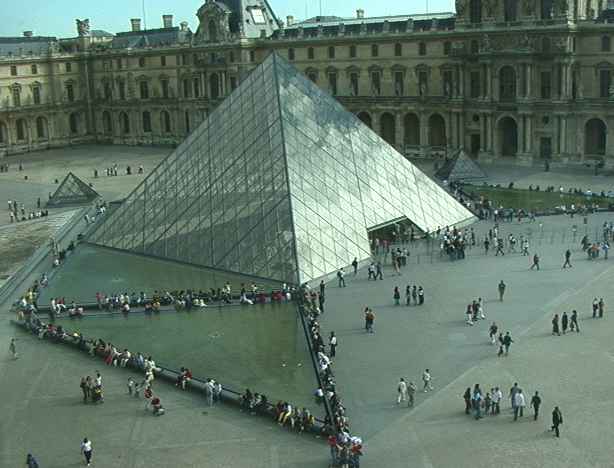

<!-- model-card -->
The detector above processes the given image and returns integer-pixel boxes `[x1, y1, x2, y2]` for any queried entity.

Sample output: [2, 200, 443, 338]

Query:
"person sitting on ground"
[151, 396, 165, 416]
[240, 389, 254, 410]
[119, 349, 131, 367]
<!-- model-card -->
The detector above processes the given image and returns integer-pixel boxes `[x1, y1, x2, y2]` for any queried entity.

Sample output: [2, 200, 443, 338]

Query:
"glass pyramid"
[47, 172, 99, 207]
[86, 53, 475, 284]
[435, 149, 487, 182]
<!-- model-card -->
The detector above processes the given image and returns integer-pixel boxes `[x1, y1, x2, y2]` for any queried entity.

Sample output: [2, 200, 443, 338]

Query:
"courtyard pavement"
[1, 146, 614, 467]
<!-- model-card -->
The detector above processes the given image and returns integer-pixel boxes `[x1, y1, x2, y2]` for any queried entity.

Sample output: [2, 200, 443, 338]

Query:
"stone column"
[420, 113, 429, 155]
[459, 65, 465, 98]
[560, 116, 567, 154]
[518, 115, 525, 154]
[526, 114, 533, 154]
[395, 112, 403, 151]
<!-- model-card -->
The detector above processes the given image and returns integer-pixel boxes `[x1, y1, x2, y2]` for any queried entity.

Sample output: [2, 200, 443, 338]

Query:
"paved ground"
[2, 145, 614, 467]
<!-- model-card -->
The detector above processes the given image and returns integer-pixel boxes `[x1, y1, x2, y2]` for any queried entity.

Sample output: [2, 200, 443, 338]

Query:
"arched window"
[208, 20, 218, 42]
[142, 111, 152, 133]
[380, 113, 396, 146]
[36, 116, 47, 139]
[69, 112, 79, 135]
[504, 0, 518, 22]
[585, 118, 607, 155]
[403, 113, 420, 146]
[428, 114, 446, 147]
[161, 110, 172, 133]
[499, 66, 517, 101]
[102, 111, 112, 135]
[357, 112, 372, 129]
[394, 43, 402, 57]
[16, 119, 27, 141]
[120, 112, 130, 135]
[470, 0, 482, 23]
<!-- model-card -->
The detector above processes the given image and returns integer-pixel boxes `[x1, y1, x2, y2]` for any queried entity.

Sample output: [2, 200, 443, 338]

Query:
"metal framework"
[47, 172, 99, 207]
[87, 53, 475, 284]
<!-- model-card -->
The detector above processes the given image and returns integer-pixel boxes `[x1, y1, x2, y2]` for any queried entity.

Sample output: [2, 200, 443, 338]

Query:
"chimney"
[130, 18, 142, 32]
[23, 31, 33, 38]
[180, 21, 189, 32]
[286, 15, 294, 26]
[356, 9, 365, 19]
[163, 14, 173, 28]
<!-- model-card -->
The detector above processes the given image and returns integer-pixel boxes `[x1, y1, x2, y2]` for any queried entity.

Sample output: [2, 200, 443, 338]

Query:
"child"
[127, 377, 135, 396]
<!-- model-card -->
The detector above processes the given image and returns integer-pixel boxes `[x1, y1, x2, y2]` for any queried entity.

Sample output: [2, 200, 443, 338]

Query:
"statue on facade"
[522, 0, 535, 15]
[483, 0, 496, 17]
[455, 0, 467, 16]
[76, 19, 90, 37]
[480, 34, 492, 52]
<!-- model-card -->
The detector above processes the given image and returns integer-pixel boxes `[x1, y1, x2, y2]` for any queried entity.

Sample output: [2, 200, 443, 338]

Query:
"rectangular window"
[104, 82, 112, 100]
[350, 73, 359, 96]
[371, 71, 381, 95]
[371, 44, 379, 57]
[470, 71, 480, 98]
[540, 71, 552, 99]
[419, 42, 427, 56]
[66, 84, 74, 102]
[288, 48, 295, 60]
[12, 88, 20, 107]
[31, 64, 38, 74]
[161, 56, 167, 66]
[328, 73, 337, 95]
[443, 41, 451, 56]
[394, 43, 402, 57]
[182, 54, 189, 66]
[32, 86, 41, 104]
[10, 65, 17, 76]
[230, 76, 237, 90]
[65, 62, 72, 73]
[470, 1, 482, 23]
[139, 57, 146, 68]
[394, 71, 404, 96]
[250, 7, 266, 24]
[193, 78, 200, 98]
[328, 46, 335, 59]
[161, 79, 169, 98]
[600, 69, 611, 98]
[602, 36, 611, 52]
[116, 58, 122, 69]
[349, 45, 357, 58]
[183, 79, 190, 98]
[139, 81, 149, 99]
[249, 50, 255, 62]
[308, 48, 315, 59]
[118, 81, 126, 100]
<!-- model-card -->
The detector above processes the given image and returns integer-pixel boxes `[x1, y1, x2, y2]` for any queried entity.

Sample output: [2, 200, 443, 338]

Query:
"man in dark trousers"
[570, 310, 580, 332]
[530, 253, 540, 270]
[551, 406, 563, 437]
[498, 280, 506, 301]
[530, 391, 542, 420]
[351, 257, 358, 275]
[495, 238, 505, 256]
[319, 280, 325, 298]
[503, 332, 514, 355]
[562, 249, 572, 268]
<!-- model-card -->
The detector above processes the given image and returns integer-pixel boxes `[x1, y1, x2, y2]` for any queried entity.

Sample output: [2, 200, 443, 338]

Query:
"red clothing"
[327, 435, 337, 447]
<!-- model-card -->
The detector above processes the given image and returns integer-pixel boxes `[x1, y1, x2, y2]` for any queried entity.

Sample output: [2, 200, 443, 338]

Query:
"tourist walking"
[405, 285, 411, 306]
[492, 387, 502, 414]
[337, 269, 346, 287]
[472, 384, 483, 419]
[9, 338, 17, 359]
[599, 298, 605, 318]
[513, 389, 525, 420]
[570, 310, 580, 332]
[407, 381, 417, 406]
[498, 280, 506, 301]
[463, 387, 471, 414]
[503, 332, 513, 355]
[418, 286, 425, 305]
[530, 254, 540, 270]
[422, 369, 433, 392]
[80, 437, 93, 466]
[351, 257, 358, 275]
[26, 453, 39, 468]
[552, 314, 560, 336]
[393, 287, 400, 305]
[592, 298, 598, 318]
[561, 312, 569, 334]
[375, 261, 383, 280]
[531, 391, 542, 420]
[489, 322, 498, 344]
[80, 377, 90, 403]
[551, 407, 563, 437]
[411, 286, 418, 305]
[509, 383, 520, 412]
[364, 308, 375, 333]
[562, 249, 572, 268]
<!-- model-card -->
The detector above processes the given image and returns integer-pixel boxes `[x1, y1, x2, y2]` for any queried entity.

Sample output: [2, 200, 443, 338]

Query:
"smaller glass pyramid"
[435, 150, 487, 182]
[47, 172, 99, 207]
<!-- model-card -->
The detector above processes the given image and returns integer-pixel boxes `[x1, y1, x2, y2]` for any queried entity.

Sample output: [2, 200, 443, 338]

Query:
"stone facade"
[1, 0, 614, 166]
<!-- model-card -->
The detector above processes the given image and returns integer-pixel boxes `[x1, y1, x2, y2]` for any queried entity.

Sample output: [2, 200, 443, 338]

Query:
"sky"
[0, 0, 455, 38]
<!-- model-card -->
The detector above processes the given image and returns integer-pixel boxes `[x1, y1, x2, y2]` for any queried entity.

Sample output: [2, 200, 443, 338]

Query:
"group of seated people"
[175, 367, 193, 390]
[9, 209, 49, 223]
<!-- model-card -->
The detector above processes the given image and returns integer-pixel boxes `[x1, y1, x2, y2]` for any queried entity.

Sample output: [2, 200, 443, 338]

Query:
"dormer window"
[250, 8, 266, 24]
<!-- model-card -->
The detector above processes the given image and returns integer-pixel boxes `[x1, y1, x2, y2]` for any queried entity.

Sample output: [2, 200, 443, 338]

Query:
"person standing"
[472, 384, 483, 419]
[570, 310, 580, 332]
[592, 298, 598, 318]
[492, 387, 503, 414]
[551, 407, 563, 437]
[407, 381, 417, 407]
[405, 285, 411, 306]
[562, 249, 572, 268]
[484, 237, 490, 255]
[319, 280, 325, 299]
[80, 438, 93, 466]
[411, 286, 418, 305]
[498, 280, 506, 301]
[80, 377, 90, 403]
[552, 314, 561, 336]
[422, 369, 433, 392]
[495, 238, 505, 256]
[513, 389, 525, 420]
[509, 383, 520, 412]
[9, 338, 17, 359]
[531, 391, 542, 421]
[561, 312, 569, 334]
[26, 453, 39, 468]
[328, 332, 337, 358]
[365, 308, 375, 334]
[351, 257, 358, 275]
[397, 378, 408, 406]
[530, 254, 540, 270]
[367, 263, 375, 280]
[463, 387, 472, 414]
[393, 287, 400, 305]
[337, 269, 346, 288]
[599, 298, 605, 318]
[375, 261, 383, 280]
[488, 322, 499, 345]
[418, 286, 425, 305]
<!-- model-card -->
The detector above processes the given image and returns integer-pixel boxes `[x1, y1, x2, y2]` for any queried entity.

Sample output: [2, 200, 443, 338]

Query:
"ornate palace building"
[1, 0, 614, 166]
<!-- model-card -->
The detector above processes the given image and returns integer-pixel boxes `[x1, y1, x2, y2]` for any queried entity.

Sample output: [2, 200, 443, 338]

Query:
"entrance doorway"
[540, 137, 552, 159]
[498, 117, 518, 157]
[470, 134, 480, 158]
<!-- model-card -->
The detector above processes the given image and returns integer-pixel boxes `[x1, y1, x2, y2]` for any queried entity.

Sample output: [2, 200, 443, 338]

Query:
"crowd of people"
[93, 164, 144, 178]
[300, 284, 363, 467]
[6, 199, 49, 223]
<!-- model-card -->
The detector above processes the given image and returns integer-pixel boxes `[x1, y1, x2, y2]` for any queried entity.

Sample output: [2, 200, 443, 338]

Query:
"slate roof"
[0, 36, 56, 56]
[111, 27, 191, 49]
